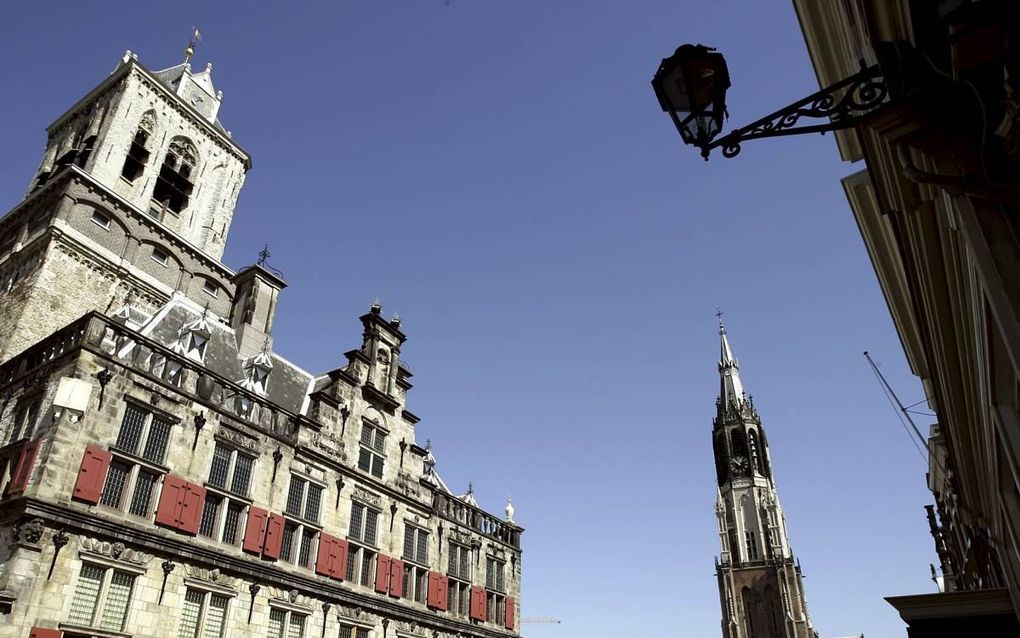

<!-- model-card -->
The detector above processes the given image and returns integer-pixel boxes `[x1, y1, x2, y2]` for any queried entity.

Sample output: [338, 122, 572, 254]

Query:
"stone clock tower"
[712, 322, 818, 638]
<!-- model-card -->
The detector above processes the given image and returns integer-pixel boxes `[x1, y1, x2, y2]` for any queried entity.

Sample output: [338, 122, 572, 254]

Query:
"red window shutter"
[388, 558, 404, 598]
[72, 445, 112, 504]
[426, 572, 441, 609]
[155, 475, 187, 528]
[177, 483, 206, 535]
[439, 574, 449, 611]
[315, 533, 336, 576]
[470, 586, 487, 622]
[242, 507, 269, 554]
[29, 628, 63, 638]
[374, 554, 391, 593]
[8, 439, 42, 495]
[332, 538, 349, 580]
[427, 572, 449, 610]
[262, 513, 286, 560]
[505, 596, 515, 630]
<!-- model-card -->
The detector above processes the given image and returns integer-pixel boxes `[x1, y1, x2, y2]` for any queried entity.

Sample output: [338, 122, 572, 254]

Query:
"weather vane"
[256, 243, 284, 277]
[184, 27, 202, 64]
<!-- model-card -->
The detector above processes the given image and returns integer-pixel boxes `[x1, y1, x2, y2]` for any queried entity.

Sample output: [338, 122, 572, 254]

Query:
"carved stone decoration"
[396, 471, 427, 503]
[336, 606, 375, 624]
[311, 430, 347, 463]
[184, 565, 237, 590]
[267, 587, 312, 609]
[395, 620, 428, 637]
[14, 519, 45, 545]
[352, 485, 382, 508]
[216, 425, 260, 452]
[78, 537, 153, 566]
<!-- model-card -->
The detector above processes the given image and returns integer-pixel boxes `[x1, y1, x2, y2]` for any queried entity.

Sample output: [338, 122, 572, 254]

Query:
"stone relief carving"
[183, 565, 237, 589]
[352, 485, 382, 508]
[447, 528, 473, 544]
[336, 606, 375, 624]
[14, 519, 45, 545]
[268, 587, 312, 609]
[396, 471, 427, 502]
[394, 620, 427, 637]
[79, 537, 153, 566]
[311, 430, 347, 463]
[216, 425, 260, 452]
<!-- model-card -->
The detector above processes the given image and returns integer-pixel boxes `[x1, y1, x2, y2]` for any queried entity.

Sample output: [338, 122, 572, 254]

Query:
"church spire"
[718, 319, 746, 413]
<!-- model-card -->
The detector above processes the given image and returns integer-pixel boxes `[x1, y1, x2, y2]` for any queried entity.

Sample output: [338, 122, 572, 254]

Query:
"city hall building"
[0, 45, 523, 638]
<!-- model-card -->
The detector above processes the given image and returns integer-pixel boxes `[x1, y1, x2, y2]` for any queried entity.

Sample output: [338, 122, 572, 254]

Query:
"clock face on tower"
[730, 455, 749, 477]
[183, 84, 212, 118]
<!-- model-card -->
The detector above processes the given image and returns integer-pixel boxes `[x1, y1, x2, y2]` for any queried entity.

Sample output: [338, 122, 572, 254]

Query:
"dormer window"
[239, 351, 273, 397]
[185, 332, 208, 361]
[174, 315, 211, 365]
[249, 365, 270, 394]
[151, 137, 197, 218]
[121, 111, 154, 182]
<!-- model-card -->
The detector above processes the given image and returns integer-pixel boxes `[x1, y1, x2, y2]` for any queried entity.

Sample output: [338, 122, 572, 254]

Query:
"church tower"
[712, 321, 818, 638]
[0, 45, 250, 363]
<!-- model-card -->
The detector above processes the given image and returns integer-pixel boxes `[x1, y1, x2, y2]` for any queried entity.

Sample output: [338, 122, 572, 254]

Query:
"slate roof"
[137, 299, 313, 415]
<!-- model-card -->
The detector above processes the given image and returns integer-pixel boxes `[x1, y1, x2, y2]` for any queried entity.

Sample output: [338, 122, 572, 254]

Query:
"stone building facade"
[0, 49, 523, 638]
[711, 324, 817, 638]
[793, 0, 1020, 633]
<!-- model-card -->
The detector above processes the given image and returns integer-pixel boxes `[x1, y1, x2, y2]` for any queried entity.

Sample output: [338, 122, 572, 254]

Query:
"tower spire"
[717, 318, 746, 414]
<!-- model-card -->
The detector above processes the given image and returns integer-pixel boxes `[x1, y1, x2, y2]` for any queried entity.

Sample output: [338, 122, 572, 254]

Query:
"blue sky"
[1, 2, 936, 636]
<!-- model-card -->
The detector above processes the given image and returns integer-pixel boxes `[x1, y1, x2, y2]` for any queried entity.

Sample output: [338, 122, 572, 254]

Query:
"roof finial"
[370, 298, 382, 315]
[256, 243, 284, 277]
[184, 27, 202, 65]
[716, 306, 725, 334]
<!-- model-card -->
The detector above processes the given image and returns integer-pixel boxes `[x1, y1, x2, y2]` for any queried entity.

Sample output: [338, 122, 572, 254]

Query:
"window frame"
[199, 443, 255, 546]
[7, 392, 42, 444]
[66, 561, 137, 632]
[357, 421, 387, 479]
[90, 210, 112, 231]
[402, 524, 429, 565]
[402, 562, 429, 604]
[485, 591, 506, 626]
[100, 402, 175, 520]
[337, 623, 371, 638]
[267, 606, 307, 638]
[150, 247, 170, 267]
[485, 556, 506, 593]
[177, 587, 231, 638]
[447, 579, 471, 618]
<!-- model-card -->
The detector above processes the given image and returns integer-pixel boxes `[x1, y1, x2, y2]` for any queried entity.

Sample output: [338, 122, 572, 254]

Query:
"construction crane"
[523, 618, 562, 624]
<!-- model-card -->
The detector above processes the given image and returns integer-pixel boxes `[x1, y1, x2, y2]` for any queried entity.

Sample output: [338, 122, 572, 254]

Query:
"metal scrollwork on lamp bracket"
[711, 64, 887, 159]
[652, 43, 889, 160]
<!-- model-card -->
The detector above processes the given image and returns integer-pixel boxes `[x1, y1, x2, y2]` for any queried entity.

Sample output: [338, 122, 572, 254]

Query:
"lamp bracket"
[704, 64, 886, 159]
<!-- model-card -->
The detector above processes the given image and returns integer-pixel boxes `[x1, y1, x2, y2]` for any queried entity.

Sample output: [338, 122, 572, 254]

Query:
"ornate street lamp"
[652, 43, 887, 160]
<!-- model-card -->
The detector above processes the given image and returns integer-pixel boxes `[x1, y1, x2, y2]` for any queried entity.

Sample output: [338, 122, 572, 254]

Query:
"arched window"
[121, 111, 155, 182]
[151, 137, 198, 218]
